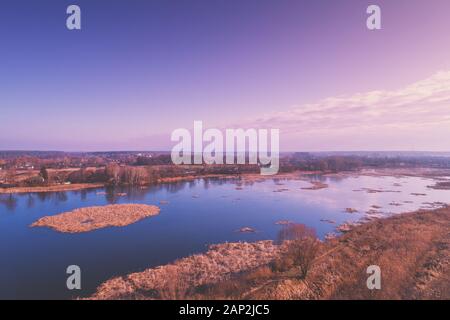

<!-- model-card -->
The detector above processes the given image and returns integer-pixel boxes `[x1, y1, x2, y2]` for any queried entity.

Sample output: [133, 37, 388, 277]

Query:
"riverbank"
[87, 206, 450, 300]
[2, 166, 449, 194]
[88, 240, 281, 300]
[244, 206, 450, 300]
[31, 204, 160, 233]
[0, 183, 104, 194]
[157, 174, 238, 183]
[0, 170, 319, 194]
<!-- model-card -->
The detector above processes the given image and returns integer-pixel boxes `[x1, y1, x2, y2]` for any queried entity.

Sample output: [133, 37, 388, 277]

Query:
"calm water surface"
[1, 174, 449, 299]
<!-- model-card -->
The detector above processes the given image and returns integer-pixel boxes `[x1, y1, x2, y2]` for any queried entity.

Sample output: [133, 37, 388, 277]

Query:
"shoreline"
[3, 166, 448, 194]
[86, 206, 450, 300]
[0, 170, 317, 194]
[31, 204, 160, 233]
[0, 183, 105, 194]
[88, 240, 281, 300]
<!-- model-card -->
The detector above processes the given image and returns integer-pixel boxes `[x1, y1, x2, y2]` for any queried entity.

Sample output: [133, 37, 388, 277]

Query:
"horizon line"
[1, 150, 450, 154]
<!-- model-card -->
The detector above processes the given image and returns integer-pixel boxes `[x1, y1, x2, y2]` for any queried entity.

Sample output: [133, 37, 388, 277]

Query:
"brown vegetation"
[277, 224, 320, 279]
[224, 207, 450, 300]
[88, 241, 279, 300]
[0, 183, 104, 194]
[87, 207, 450, 300]
[428, 181, 450, 190]
[31, 204, 160, 233]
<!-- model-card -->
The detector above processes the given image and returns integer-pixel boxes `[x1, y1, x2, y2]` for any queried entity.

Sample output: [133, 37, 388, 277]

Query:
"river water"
[0, 173, 449, 299]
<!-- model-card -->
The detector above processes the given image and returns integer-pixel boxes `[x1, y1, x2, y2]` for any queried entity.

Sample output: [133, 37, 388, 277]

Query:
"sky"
[1, 0, 450, 151]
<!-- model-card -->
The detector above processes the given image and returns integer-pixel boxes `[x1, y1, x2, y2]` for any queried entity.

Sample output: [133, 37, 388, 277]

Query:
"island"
[30, 204, 160, 233]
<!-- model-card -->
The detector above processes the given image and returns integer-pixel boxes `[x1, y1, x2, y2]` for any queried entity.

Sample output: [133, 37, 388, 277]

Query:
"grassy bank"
[87, 206, 450, 300]
[0, 183, 104, 194]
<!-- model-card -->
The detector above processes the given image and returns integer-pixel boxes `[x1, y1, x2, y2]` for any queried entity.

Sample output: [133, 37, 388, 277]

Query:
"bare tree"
[133, 167, 147, 185]
[146, 166, 161, 183]
[39, 166, 49, 184]
[5, 168, 16, 185]
[121, 166, 147, 185]
[105, 163, 121, 184]
[278, 223, 320, 279]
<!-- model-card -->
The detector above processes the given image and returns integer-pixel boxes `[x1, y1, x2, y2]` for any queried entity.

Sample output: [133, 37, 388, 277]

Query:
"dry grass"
[277, 224, 320, 279]
[0, 183, 104, 194]
[31, 204, 160, 233]
[87, 207, 450, 300]
[250, 207, 450, 300]
[428, 181, 450, 190]
[88, 241, 279, 300]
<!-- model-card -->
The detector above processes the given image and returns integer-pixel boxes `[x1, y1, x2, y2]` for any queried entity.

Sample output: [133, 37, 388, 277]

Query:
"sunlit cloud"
[238, 71, 450, 150]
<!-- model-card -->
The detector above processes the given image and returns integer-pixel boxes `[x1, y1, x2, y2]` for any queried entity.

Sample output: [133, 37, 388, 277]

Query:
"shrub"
[271, 256, 295, 272]
[278, 223, 320, 279]
[244, 266, 274, 281]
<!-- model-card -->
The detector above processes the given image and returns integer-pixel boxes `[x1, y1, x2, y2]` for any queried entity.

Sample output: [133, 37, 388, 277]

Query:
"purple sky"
[1, 0, 450, 151]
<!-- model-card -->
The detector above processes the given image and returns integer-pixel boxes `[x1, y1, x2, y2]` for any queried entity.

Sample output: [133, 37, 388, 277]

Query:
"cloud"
[235, 71, 450, 150]
[247, 70, 450, 134]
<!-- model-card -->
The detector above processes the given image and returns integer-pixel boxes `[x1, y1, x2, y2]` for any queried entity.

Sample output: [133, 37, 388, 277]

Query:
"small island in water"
[30, 204, 160, 233]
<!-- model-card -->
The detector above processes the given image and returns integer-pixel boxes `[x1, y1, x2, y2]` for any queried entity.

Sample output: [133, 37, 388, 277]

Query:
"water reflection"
[1, 174, 450, 299]
[26, 194, 35, 209]
[0, 194, 18, 211]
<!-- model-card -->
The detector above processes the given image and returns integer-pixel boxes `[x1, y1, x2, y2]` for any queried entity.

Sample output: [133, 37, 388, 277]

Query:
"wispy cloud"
[237, 71, 450, 150]
[249, 71, 450, 132]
